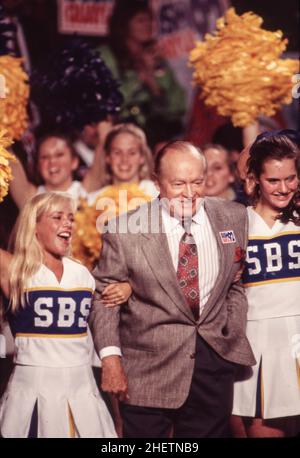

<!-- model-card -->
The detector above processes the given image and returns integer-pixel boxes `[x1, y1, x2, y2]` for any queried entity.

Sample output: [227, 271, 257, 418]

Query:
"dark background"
[4, 0, 299, 71]
[231, 0, 299, 53]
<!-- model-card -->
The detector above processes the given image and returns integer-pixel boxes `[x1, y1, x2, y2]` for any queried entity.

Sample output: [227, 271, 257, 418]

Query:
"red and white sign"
[58, 0, 114, 36]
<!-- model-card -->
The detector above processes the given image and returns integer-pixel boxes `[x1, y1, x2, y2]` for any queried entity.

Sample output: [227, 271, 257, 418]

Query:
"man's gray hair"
[154, 140, 207, 176]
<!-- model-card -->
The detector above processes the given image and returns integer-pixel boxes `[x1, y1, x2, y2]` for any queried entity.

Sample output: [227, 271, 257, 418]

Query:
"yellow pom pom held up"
[72, 184, 152, 270]
[0, 129, 15, 203]
[0, 55, 29, 140]
[190, 8, 298, 127]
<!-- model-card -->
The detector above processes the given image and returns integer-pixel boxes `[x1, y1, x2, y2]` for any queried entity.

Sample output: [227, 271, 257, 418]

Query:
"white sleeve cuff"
[99, 346, 122, 360]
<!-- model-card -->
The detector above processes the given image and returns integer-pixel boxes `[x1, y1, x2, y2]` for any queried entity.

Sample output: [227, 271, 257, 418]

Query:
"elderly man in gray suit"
[89, 140, 255, 438]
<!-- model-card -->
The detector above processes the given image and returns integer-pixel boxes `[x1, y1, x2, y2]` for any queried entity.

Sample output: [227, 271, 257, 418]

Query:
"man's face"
[156, 148, 206, 220]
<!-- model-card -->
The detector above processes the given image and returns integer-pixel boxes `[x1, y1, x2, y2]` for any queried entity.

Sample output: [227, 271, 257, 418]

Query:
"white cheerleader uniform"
[36, 181, 88, 206]
[233, 207, 300, 419]
[0, 257, 116, 438]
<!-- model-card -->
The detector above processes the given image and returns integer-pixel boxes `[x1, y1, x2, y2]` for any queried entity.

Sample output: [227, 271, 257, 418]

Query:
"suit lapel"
[140, 199, 236, 323]
[141, 202, 195, 321]
[198, 199, 235, 324]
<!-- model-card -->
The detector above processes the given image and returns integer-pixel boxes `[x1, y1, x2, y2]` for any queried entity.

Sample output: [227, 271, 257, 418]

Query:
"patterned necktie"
[176, 223, 200, 320]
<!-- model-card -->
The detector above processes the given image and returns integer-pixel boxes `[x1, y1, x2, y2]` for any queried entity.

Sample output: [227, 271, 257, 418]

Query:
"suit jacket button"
[190, 353, 196, 359]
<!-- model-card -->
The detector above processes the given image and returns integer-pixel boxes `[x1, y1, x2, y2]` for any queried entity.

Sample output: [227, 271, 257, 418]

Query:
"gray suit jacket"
[89, 197, 255, 409]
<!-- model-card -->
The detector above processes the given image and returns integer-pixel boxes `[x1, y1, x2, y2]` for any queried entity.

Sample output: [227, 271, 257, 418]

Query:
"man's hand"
[101, 355, 129, 402]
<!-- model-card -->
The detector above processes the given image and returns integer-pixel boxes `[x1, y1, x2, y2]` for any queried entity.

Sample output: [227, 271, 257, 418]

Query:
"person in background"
[204, 144, 235, 200]
[203, 144, 248, 205]
[73, 123, 101, 178]
[231, 131, 300, 437]
[97, 0, 186, 149]
[212, 123, 244, 166]
[8, 121, 112, 209]
[88, 123, 158, 205]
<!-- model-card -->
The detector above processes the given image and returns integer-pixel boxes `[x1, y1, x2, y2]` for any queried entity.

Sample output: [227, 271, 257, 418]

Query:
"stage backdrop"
[57, 0, 229, 116]
[151, 0, 228, 112]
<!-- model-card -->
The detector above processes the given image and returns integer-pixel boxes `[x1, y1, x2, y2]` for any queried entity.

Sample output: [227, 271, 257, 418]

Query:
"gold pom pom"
[0, 55, 29, 140]
[190, 8, 298, 127]
[0, 129, 15, 203]
[72, 184, 152, 270]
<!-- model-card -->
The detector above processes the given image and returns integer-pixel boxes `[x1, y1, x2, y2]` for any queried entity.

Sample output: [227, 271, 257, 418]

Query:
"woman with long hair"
[88, 123, 158, 204]
[231, 131, 300, 437]
[0, 192, 123, 437]
[98, 0, 185, 148]
[203, 144, 235, 200]
[8, 123, 111, 210]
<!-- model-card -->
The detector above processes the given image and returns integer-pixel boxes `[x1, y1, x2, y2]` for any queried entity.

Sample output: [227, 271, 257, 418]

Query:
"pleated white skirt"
[0, 364, 117, 438]
[232, 316, 300, 419]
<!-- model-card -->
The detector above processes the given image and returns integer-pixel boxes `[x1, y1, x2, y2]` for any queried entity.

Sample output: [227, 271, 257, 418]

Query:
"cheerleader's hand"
[101, 282, 132, 307]
[96, 118, 113, 146]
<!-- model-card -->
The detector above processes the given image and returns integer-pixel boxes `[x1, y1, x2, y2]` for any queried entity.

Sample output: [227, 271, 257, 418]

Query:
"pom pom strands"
[72, 184, 152, 270]
[190, 8, 298, 127]
[0, 55, 29, 140]
[0, 129, 15, 203]
[31, 40, 123, 132]
[72, 199, 102, 271]
[0, 5, 29, 140]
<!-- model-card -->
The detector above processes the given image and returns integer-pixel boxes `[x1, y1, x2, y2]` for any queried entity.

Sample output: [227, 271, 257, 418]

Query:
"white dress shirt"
[161, 202, 219, 315]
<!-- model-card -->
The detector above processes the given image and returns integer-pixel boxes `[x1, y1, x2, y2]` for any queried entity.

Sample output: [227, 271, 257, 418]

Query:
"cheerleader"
[231, 131, 300, 437]
[8, 120, 114, 210]
[0, 191, 127, 438]
[87, 123, 159, 205]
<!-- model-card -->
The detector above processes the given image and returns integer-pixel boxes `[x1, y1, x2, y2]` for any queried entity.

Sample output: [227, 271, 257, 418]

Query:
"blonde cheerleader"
[0, 192, 122, 438]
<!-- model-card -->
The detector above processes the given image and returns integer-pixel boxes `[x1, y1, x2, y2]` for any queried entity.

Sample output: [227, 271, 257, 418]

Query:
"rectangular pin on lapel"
[219, 230, 236, 244]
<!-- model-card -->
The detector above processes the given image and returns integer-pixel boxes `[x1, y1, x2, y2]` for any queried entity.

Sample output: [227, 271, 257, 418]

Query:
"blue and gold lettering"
[9, 289, 93, 337]
[243, 233, 300, 286]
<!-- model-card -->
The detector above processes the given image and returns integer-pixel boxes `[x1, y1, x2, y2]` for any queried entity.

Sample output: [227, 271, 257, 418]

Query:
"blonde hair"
[9, 192, 76, 312]
[104, 123, 154, 183]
